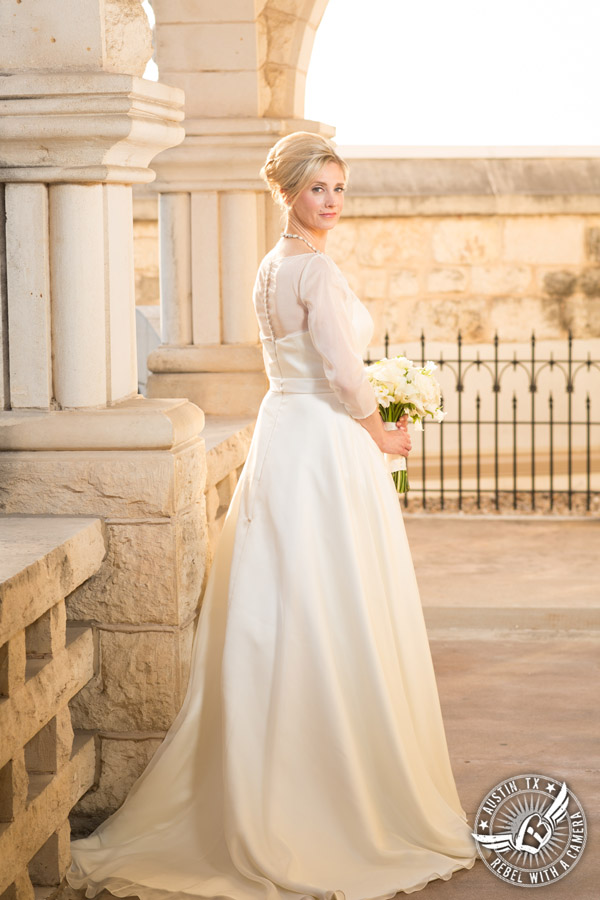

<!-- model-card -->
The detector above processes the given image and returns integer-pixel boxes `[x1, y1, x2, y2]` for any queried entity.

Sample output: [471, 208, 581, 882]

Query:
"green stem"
[392, 469, 409, 494]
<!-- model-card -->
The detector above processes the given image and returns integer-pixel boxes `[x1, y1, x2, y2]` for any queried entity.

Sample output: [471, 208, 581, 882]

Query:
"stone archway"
[151, 0, 329, 119]
[258, 0, 330, 117]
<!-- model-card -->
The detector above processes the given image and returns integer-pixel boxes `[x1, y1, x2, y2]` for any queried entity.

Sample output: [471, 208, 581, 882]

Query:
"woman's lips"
[320, 212, 337, 217]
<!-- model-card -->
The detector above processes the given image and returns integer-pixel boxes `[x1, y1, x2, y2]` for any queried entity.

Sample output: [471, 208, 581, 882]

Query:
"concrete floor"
[405, 515, 600, 631]
[424, 632, 598, 899]
[402, 515, 599, 899]
[55, 517, 599, 900]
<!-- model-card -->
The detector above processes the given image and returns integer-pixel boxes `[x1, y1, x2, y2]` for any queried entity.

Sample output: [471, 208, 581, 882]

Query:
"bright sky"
[305, 0, 599, 146]
[143, 0, 599, 147]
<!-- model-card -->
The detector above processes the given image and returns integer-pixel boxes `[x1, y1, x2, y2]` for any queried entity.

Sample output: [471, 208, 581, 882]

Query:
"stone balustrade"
[0, 516, 105, 898]
[203, 415, 256, 556]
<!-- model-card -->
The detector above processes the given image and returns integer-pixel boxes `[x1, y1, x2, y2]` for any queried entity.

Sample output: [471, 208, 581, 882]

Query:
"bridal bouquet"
[365, 355, 446, 493]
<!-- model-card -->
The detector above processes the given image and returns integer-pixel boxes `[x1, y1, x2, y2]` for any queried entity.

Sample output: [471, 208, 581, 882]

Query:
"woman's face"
[286, 161, 346, 234]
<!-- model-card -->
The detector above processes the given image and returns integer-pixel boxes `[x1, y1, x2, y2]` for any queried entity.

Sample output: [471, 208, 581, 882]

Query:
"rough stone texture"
[66, 504, 206, 627]
[1, 627, 93, 771]
[103, 0, 153, 76]
[0, 0, 152, 75]
[578, 267, 600, 298]
[0, 517, 105, 643]
[389, 269, 419, 298]
[0, 518, 99, 893]
[355, 218, 431, 266]
[432, 219, 501, 264]
[503, 216, 585, 264]
[470, 264, 532, 295]
[28, 818, 71, 886]
[176, 502, 208, 620]
[0, 735, 95, 895]
[363, 270, 388, 300]
[585, 226, 600, 263]
[328, 215, 600, 342]
[174, 441, 206, 512]
[487, 296, 558, 338]
[542, 269, 578, 298]
[567, 294, 600, 337]
[73, 737, 163, 822]
[65, 521, 178, 625]
[70, 627, 185, 732]
[205, 484, 220, 527]
[386, 296, 489, 343]
[0, 445, 204, 518]
[427, 267, 468, 293]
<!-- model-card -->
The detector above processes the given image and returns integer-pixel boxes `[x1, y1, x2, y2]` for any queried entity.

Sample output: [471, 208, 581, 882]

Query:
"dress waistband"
[268, 375, 333, 393]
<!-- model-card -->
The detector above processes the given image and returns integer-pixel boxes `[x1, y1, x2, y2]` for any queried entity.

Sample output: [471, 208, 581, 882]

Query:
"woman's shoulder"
[295, 252, 355, 306]
[302, 250, 350, 284]
[295, 250, 346, 279]
[256, 247, 350, 297]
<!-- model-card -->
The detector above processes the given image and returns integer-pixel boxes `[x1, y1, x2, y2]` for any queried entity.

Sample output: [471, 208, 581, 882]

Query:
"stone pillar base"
[147, 345, 268, 415]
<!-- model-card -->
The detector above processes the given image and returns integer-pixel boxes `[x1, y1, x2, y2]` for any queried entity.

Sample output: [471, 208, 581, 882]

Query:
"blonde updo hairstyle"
[260, 131, 349, 212]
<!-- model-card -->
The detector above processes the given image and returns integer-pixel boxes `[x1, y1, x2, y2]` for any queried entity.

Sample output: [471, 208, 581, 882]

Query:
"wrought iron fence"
[364, 330, 599, 513]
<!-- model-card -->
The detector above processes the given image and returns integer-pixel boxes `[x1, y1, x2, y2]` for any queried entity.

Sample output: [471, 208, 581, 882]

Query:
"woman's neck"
[283, 217, 327, 252]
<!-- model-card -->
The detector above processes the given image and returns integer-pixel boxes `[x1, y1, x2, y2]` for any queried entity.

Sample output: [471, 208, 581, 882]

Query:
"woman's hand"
[356, 411, 412, 457]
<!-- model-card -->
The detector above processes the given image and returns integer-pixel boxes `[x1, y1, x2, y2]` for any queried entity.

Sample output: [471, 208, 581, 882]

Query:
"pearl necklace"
[281, 232, 320, 254]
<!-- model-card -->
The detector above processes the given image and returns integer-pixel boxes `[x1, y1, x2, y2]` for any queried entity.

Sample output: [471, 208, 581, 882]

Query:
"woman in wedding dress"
[66, 132, 478, 900]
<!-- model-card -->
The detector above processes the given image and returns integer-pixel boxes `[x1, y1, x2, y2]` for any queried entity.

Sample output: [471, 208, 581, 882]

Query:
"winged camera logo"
[471, 773, 587, 887]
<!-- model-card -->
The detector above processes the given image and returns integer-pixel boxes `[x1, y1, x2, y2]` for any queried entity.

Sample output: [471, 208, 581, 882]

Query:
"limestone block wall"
[0, 421, 209, 836]
[325, 213, 600, 347]
[0, 517, 105, 897]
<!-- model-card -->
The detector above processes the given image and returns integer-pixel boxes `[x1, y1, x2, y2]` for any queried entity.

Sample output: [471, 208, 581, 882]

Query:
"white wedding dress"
[66, 248, 477, 900]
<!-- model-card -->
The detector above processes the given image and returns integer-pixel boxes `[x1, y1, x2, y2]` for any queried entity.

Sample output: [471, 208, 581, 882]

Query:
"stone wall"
[326, 213, 600, 347]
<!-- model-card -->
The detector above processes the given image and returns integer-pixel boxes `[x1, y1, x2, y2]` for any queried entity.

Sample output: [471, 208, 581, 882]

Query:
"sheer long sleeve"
[299, 254, 378, 420]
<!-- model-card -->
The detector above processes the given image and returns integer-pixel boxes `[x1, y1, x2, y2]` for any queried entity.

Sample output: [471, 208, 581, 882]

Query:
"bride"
[66, 132, 478, 900]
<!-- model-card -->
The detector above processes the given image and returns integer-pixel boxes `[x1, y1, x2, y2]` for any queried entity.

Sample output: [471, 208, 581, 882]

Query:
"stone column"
[49, 184, 108, 408]
[0, 0, 209, 854]
[159, 192, 193, 345]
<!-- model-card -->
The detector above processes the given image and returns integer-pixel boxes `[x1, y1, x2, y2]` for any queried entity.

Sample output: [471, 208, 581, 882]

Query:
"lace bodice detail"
[252, 250, 379, 420]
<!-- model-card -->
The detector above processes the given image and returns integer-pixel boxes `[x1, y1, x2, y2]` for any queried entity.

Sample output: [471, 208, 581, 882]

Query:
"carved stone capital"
[0, 73, 185, 184]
